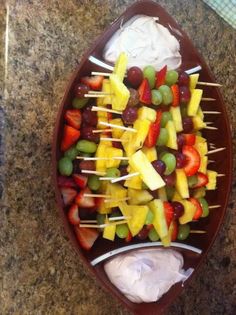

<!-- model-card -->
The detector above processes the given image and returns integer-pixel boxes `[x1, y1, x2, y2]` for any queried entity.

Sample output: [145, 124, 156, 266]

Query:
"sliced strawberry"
[74, 226, 99, 250]
[125, 231, 132, 243]
[75, 187, 95, 208]
[138, 78, 151, 104]
[73, 174, 88, 189]
[144, 110, 162, 148]
[163, 201, 174, 228]
[65, 109, 82, 129]
[58, 176, 76, 188]
[81, 75, 104, 91]
[171, 84, 180, 107]
[60, 187, 77, 206]
[156, 65, 167, 88]
[192, 172, 209, 188]
[68, 204, 80, 225]
[182, 145, 201, 176]
[183, 134, 196, 146]
[61, 125, 80, 152]
[170, 221, 178, 241]
[189, 197, 203, 220]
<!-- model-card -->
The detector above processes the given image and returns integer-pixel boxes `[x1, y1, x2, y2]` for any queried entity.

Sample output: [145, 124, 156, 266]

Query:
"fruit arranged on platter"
[57, 52, 220, 251]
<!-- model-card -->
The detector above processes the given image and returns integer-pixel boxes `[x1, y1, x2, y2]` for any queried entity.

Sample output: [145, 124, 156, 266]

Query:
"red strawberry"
[68, 204, 80, 225]
[156, 65, 167, 88]
[73, 174, 88, 189]
[182, 145, 201, 176]
[170, 221, 178, 241]
[61, 125, 80, 152]
[163, 201, 174, 228]
[189, 197, 203, 220]
[81, 75, 104, 91]
[65, 109, 82, 129]
[171, 84, 180, 107]
[60, 187, 77, 206]
[138, 78, 151, 104]
[74, 226, 99, 250]
[58, 176, 76, 188]
[125, 231, 132, 243]
[183, 134, 196, 145]
[145, 110, 162, 148]
[192, 172, 209, 188]
[75, 187, 95, 208]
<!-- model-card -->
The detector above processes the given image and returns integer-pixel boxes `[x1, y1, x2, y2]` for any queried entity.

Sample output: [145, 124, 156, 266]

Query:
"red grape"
[136, 226, 150, 240]
[175, 152, 187, 168]
[177, 134, 185, 150]
[152, 160, 166, 175]
[127, 88, 140, 107]
[171, 201, 184, 219]
[183, 117, 194, 133]
[122, 106, 138, 124]
[82, 106, 97, 126]
[178, 71, 190, 86]
[179, 86, 191, 104]
[127, 66, 143, 88]
[79, 160, 95, 171]
[80, 125, 99, 143]
[74, 83, 89, 98]
[163, 173, 176, 186]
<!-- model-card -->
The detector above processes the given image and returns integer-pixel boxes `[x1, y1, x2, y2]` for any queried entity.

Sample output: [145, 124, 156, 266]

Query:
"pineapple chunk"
[166, 120, 178, 150]
[141, 146, 157, 162]
[195, 135, 206, 143]
[109, 118, 124, 139]
[175, 169, 189, 199]
[189, 73, 199, 90]
[171, 190, 182, 201]
[110, 74, 130, 111]
[157, 187, 167, 201]
[179, 200, 196, 224]
[120, 130, 135, 157]
[128, 188, 153, 205]
[194, 141, 208, 156]
[97, 116, 108, 129]
[192, 116, 206, 130]
[102, 79, 112, 105]
[96, 142, 109, 172]
[103, 217, 116, 241]
[105, 183, 127, 208]
[199, 156, 208, 174]
[206, 170, 217, 190]
[187, 89, 203, 116]
[133, 119, 151, 150]
[138, 106, 157, 122]
[124, 167, 142, 190]
[113, 52, 128, 81]
[197, 106, 204, 120]
[105, 147, 123, 168]
[170, 106, 183, 132]
[148, 199, 168, 239]
[129, 150, 165, 191]
[161, 221, 176, 247]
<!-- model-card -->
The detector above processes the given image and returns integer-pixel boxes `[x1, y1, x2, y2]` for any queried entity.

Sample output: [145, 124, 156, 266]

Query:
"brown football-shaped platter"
[52, 1, 232, 314]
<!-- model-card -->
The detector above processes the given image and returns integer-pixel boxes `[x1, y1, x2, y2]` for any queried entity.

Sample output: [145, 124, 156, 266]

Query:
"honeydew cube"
[128, 188, 153, 205]
[170, 106, 183, 132]
[110, 74, 130, 111]
[187, 89, 203, 117]
[103, 218, 116, 241]
[133, 119, 151, 150]
[157, 187, 167, 201]
[141, 146, 157, 162]
[175, 169, 189, 199]
[110, 118, 124, 139]
[113, 52, 128, 82]
[189, 73, 200, 90]
[105, 147, 123, 168]
[138, 106, 157, 122]
[206, 170, 217, 190]
[166, 120, 178, 150]
[129, 150, 166, 191]
[120, 130, 135, 157]
[148, 199, 168, 239]
[105, 183, 127, 208]
[124, 167, 142, 190]
[179, 200, 196, 224]
[192, 116, 206, 130]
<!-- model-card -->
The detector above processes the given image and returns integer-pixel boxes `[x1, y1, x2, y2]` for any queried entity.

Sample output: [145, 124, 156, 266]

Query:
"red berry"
[127, 67, 143, 88]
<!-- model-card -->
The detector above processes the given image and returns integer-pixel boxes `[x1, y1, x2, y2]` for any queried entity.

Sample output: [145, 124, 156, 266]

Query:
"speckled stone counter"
[1, 1, 236, 314]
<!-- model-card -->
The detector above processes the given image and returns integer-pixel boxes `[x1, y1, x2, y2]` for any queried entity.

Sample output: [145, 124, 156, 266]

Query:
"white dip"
[103, 15, 182, 71]
[104, 248, 192, 303]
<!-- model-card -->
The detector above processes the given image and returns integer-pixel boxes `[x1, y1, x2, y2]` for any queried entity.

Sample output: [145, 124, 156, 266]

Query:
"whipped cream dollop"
[104, 248, 193, 303]
[103, 15, 182, 71]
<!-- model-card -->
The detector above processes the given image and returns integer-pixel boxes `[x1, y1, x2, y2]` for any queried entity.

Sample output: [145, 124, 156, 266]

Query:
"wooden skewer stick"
[205, 122, 214, 125]
[109, 216, 131, 221]
[79, 220, 128, 229]
[84, 156, 129, 161]
[92, 106, 122, 115]
[81, 170, 106, 176]
[88, 91, 111, 95]
[201, 97, 216, 101]
[92, 129, 113, 133]
[99, 177, 116, 181]
[104, 197, 131, 203]
[190, 230, 207, 234]
[217, 174, 226, 177]
[204, 126, 218, 130]
[111, 172, 140, 184]
[208, 160, 215, 163]
[76, 156, 86, 160]
[202, 111, 221, 114]
[197, 82, 222, 87]
[207, 147, 226, 155]
[209, 205, 221, 209]
[84, 94, 107, 98]
[91, 71, 112, 76]
[84, 193, 112, 198]
[99, 121, 137, 132]
[100, 137, 126, 142]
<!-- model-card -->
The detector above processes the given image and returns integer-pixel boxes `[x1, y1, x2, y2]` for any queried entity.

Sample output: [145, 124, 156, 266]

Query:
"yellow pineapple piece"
[197, 106, 204, 120]
[102, 79, 112, 105]
[133, 119, 151, 150]
[109, 118, 124, 139]
[128, 188, 153, 205]
[189, 73, 199, 90]
[187, 89, 203, 116]
[138, 106, 157, 122]
[195, 135, 206, 143]
[175, 169, 189, 199]
[103, 217, 116, 241]
[148, 199, 168, 239]
[192, 116, 206, 130]
[166, 120, 178, 150]
[95, 142, 109, 172]
[141, 146, 157, 162]
[113, 52, 128, 81]
[179, 200, 196, 224]
[97, 116, 108, 129]
[105, 147, 123, 168]
[157, 187, 167, 201]
[129, 150, 165, 191]
[120, 130, 135, 157]
[110, 74, 130, 111]
[105, 183, 127, 208]
[161, 221, 177, 247]
[194, 141, 208, 156]
[171, 190, 182, 201]
[124, 167, 142, 190]
[206, 170, 217, 190]
[199, 156, 208, 174]
[170, 106, 183, 132]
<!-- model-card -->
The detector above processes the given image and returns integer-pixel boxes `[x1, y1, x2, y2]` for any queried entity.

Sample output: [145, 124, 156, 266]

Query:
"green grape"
[158, 85, 173, 105]
[64, 145, 79, 160]
[161, 153, 176, 175]
[187, 175, 198, 188]
[58, 157, 73, 176]
[161, 111, 172, 127]
[148, 228, 160, 241]
[76, 140, 97, 153]
[177, 224, 190, 240]
[88, 175, 101, 191]
[143, 65, 156, 89]
[151, 89, 162, 106]
[166, 186, 175, 200]
[106, 167, 121, 178]
[116, 224, 129, 238]
[156, 128, 169, 146]
[72, 97, 89, 109]
[196, 131, 202, 137]
[165, 70, 179, 86]
[145, 210, 154, 225]
[96, 213, 105, 225]
[198, 197, 209, 217]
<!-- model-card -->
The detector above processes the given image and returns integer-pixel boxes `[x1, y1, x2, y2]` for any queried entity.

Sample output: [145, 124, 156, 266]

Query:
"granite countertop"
[1, 1, 236, 314]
